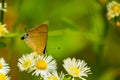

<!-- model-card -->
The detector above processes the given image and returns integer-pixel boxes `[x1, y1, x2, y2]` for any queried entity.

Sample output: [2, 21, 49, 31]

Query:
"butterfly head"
[21, 33, 29, 40]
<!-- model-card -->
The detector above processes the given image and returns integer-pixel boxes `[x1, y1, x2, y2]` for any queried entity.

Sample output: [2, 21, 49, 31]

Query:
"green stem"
[95, 6, 109, 78]
[0, 0, 4, 23]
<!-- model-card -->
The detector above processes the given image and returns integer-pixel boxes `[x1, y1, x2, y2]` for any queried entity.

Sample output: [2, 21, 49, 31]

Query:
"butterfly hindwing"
[24, 24, 48, 54]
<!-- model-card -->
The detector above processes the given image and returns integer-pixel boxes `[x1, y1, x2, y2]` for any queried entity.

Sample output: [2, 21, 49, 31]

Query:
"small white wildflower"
[31, 55, 57, 77]
[0, 58, 10, 75]
[43, 71, 65, 80]
[107, 1, 120, 19]
[0, 24, 8, 37]
[0, 3, 7, 12]
[17, 52, 36, 72]
[0, 73, 10, 80]
[63, 58, 91, 80]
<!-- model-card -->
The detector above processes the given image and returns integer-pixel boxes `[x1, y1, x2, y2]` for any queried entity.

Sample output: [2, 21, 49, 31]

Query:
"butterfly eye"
[26, 33, 29, 36]
[21, 36, 25, 40]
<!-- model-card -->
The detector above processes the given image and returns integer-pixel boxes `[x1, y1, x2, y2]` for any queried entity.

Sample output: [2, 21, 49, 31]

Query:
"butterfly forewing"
[24, 24, 48, 54]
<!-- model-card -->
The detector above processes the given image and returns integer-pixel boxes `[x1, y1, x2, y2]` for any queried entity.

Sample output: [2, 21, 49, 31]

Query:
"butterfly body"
[21, 24, 48, 55]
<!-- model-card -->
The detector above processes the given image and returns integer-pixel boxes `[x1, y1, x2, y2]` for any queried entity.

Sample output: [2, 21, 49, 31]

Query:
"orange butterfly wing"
[24, 24, 48, 54]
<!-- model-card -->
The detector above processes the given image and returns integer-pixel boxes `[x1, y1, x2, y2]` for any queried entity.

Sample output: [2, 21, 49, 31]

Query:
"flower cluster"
[107, 1, 120, 20]
[17, 52, 91, 80]
[0, 58, 10, 80]
[0, 2, 10, 80]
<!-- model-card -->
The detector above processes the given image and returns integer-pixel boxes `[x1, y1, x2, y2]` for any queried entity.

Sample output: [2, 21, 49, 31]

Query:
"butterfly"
[21, 24, 48, 55]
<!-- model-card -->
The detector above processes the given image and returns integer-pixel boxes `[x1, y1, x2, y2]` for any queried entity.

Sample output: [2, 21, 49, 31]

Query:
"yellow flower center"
[112, 4, 120, 13]
[47, 76, 58, 80]
[36, 60, 48, 70]
[23, 60, 32, 69]
[0, 27, 5, 36]
[69, 67, 80, 77]
[0, 73, 7, 80]
[0, 62, 3, 69]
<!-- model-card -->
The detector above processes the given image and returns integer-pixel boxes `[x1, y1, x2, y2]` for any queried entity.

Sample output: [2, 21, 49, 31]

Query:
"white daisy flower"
[0, 24, 8, 37]
[63, 58, 91, 80]
[17, 52, 36, 72]
[107, 1, 120, 19]
[43, 71, 65, 80]
[0, 3, 7, 12]
[0, 73, 10, 80]
[31, 55, 57, 77]
[0, 58, 10, 75]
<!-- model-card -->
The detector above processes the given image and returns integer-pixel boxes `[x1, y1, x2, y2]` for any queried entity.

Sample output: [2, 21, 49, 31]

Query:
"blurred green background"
[0, 0, 120, 80]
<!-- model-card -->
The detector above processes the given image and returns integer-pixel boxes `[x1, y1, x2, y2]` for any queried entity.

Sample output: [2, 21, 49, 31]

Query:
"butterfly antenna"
[24, 26, 27, 32]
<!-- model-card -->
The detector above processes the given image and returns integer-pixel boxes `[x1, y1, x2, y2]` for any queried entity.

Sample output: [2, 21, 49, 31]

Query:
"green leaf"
[63, 75, 72, 80]
[0, 41, 7, 48]
[63, 77, 71, 80]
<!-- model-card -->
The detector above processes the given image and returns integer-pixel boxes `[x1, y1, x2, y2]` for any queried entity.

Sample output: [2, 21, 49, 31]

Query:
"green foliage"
[0, 0, 120, 80]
